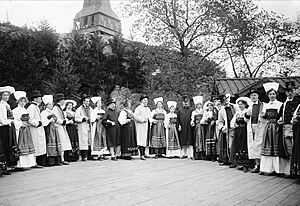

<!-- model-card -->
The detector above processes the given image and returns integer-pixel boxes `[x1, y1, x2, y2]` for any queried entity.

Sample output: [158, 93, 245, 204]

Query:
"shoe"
[140, 156, 146, 160]
[155, 155, 158, 159]
[243, 167, 248, 173]
[219, 162, 229, 166]
[144, 155, 150, 158]
[62, 161, 69, 165]
[14, 167, 25, 172]
[191, 157, 195, 160]
[97, 157, 103, 161]
[229, 164, 237, 168]
[111, 157, 118, 161]
[102, 156, 109, 160]
[32, 165, 44, 169]
[87, 156, 97, 161]
[250, 167, 260, 173]
[56, 163, 63, 166]
[3, 170, 12, 175]
[259, 172, 264, 175]
[180, 155, 188, 159]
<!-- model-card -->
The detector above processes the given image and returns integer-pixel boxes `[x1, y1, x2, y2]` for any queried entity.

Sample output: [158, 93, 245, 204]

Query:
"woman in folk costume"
[118, 99, 139, 159]
[247, 89, 266, 173]
[150, 97, 167, 159]
[75, 94, 95, 161]
[230, 97, 253, 172]
[165, 101, 181, 158]
[191, 96, 205, 160]
[259, 82, 283, 175]
[178, 95, 194, 159]
[26, 90, 47, 167]
[134, 95, 152, 160]
[12, 91, 36, 169]
[52, 93, 72, 165]
[218, 94, 237, 166]
[64, 100, 79, 162]
[202, 101, 218, 161]
[277, 81, 300, 176]
[41, 95, 62, 166]
[291, 103, 300, 177]
[0, 86, 17, 175]
[102, 98, 121, 161]
[91, 97, 108, 160]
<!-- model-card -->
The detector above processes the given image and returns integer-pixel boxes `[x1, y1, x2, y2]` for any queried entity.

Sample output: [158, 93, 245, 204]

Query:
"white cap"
[42, 95, 53, 105]
[203, 100, 214, 109]
[14, 91, 27, 101]
[91, 96, 101, 104]
[235, 97, 251, 107]
[0, 86, 15, 94]
[167, 101, 177, 109]
[64, 99, 77, 108]
[154, 97, 163, 105]
[263, 82, 279, 93]
[193, 96, 203, 105]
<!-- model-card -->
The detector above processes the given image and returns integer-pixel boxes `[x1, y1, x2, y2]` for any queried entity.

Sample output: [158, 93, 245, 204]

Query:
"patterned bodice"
[170, 117, 177, 124]
[236, 117, 246, 126]
[125, 110, 134, 120]
[194, 114, 203, 124]
[153, 113, 165, 121]
[266, 109, 279, 122]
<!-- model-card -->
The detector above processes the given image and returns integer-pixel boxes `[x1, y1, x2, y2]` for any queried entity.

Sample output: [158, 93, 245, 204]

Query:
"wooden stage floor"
[0, 158, 300, 206]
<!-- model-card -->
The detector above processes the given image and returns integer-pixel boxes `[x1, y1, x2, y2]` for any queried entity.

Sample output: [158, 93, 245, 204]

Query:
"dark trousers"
[47, 156, 61, 166]
[36, 154, 47, 166]
[139, 146, 145, 156]
[80, 146, 92, 160]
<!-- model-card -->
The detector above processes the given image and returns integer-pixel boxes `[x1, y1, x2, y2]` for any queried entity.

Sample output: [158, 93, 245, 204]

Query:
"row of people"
[0, 81, 300, 178]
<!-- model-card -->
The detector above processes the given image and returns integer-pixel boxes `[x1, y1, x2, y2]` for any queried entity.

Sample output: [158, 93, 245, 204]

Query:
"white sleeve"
[75, 107, 84, 123]
[52, 106, 63, 125]
[0, 103, 10, 125]
[27, 105, 40, 127]
[118, 110, 127, 125]
[41, 111, 51, 126]
[12, 108, 22, 129]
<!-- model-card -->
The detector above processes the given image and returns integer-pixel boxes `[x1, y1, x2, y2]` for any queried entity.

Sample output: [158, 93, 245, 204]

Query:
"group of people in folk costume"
[0, 80, 300, 178]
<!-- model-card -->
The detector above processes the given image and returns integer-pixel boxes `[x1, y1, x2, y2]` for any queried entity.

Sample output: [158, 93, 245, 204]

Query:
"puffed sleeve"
[12, 108, 22, 130]
[134, 105, 144, 123]
[27, 105, 40, 127]
[118, 110, 128, 125]
[41, 111, 51, 126]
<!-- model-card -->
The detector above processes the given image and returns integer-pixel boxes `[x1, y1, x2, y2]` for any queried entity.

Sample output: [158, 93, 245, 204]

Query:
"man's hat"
[106, 98, 116, 106]
[81, 93, 90, 102]
[249, 88, 260, 95]
[139, 94, 149, 102]
[54, 93, 65, 102]
[285, 81, 296, 91]
[28, 90, 42, 100]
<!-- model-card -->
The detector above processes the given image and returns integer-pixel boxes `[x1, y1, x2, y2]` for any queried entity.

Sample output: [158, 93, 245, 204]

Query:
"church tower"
[73, 0, 121, 36]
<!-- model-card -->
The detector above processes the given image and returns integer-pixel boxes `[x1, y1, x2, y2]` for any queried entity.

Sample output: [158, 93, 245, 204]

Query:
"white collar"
[252, 101, 259, 104]
[286, 97, 294, 102]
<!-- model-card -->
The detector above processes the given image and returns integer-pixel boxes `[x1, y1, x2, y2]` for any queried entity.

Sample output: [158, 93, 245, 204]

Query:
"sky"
[0, 0, 300, 38]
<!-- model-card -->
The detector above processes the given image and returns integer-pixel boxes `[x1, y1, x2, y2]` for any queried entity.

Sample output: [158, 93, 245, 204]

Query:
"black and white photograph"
[0, 0, 300, 205]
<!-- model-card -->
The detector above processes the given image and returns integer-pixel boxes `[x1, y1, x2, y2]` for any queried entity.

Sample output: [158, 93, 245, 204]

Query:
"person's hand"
[143, 118, 148, 123]
[247, 110, 252, 116]
[221, 126, 227, 132]
[126, 119, 131, 124]
[190, 121, 195, 127]
[277, 118, 283, 125]
[111, 121, 115, 126]
[211, 120, 215, 125]
[152, 120, 158, 124]
[178, 125, 182, 131]
[234, 123, 238, 128]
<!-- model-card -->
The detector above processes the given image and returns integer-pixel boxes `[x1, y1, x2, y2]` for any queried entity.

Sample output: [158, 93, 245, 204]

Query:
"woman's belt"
[268, 119, 277, 123]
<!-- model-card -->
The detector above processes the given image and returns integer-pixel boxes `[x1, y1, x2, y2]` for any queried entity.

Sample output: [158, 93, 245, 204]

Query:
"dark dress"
[231, 116, 252, 167]
[291, 107, 300, 177]
[194, 113, 206, 160]
[44, 120, 62, 166]
[167, 117, 180, 150]
[93, 112, 107, 154]
[120, 110, 138, 157]
[150, 112, 166, 155]
[64, 111, 79, 162]
[205, 113, 217, 160]
[261, 109, 280, 157]
[102, 109, 121, 147]
[177, 107, 194, 147]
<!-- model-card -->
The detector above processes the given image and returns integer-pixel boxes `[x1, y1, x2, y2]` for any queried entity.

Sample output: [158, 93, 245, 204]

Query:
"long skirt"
[219, 131, 229, 163]
[64, 124, 79, 162]
[0, 125, 19, 167]
[231, 126, 252, 167]
[205, 124, 217, 159]
[121, 120, 138, 157]
[166, 125, 181, 157]
[260, 122, 280, 173]
[45, 124, 62, 165]
[194, 124, 206, 160]
[92, 121, 107, 156]
[150, 122, 166, 155]
[17, 126, 36, 167]
[291, 122, 300, 176]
